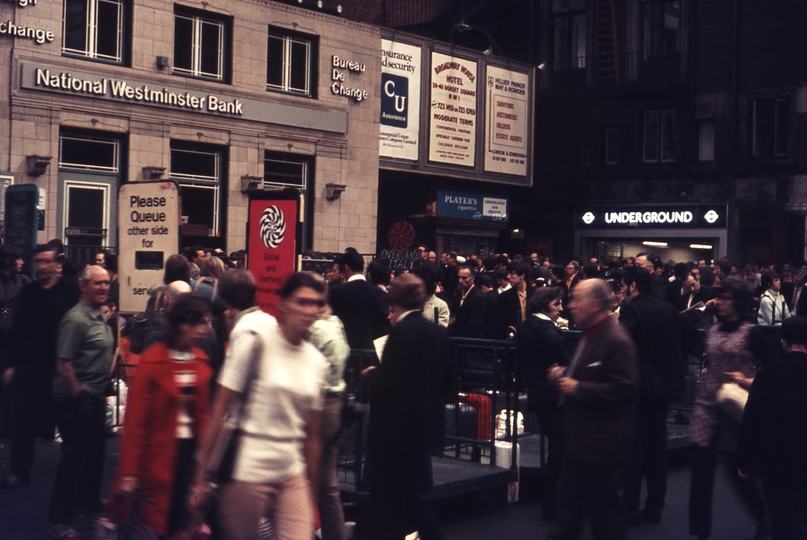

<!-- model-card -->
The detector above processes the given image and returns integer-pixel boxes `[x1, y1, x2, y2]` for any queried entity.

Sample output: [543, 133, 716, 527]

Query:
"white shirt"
[218, 311, 327, 484]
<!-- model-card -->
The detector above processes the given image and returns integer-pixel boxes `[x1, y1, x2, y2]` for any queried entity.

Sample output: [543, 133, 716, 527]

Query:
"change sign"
[118, 181, 180, 313]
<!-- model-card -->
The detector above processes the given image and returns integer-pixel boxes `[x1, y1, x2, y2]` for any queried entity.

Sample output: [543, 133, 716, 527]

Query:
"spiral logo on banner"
[260, 205, 286, 249]
[387, 221, 415, 250]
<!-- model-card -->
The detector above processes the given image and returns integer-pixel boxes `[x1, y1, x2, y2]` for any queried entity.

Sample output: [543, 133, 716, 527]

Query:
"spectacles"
[293, 298, 326, 309]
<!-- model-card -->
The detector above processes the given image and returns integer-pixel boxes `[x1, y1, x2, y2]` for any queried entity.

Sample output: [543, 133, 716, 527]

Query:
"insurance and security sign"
[576, 205, 728, 229]
[437, 189, 509, 222]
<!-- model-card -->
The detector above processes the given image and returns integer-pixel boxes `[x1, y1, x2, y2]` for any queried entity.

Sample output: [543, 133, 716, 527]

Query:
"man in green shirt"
[47, 265, 113, 540]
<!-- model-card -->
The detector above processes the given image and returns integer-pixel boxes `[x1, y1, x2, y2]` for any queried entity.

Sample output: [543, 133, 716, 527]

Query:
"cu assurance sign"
[576, 205, 728, 230]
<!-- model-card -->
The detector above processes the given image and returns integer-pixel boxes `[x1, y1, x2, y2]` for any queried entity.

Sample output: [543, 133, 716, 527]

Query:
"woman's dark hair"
[367, 260, 391, 286]
[164, 293, 211, 347]
[760, 271, 779, 291]
[0, 244, 23, 271]
[414, 261, 439, 296]
[715, 277, 752, 316]
[218, 269, 257, 310]
[164, 254, 191, 284]
[279, 271, 326, 300]
[528, 286, 562, 316]
[700, 267, 716, 287]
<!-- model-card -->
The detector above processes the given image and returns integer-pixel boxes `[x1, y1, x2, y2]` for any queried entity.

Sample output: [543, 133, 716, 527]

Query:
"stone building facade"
[1, 0, 380, 258]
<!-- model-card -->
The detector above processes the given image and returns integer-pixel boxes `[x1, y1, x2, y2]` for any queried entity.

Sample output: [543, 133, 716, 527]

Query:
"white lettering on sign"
[0, 19, 54, 44]
[604, 211, 693, 224]
[330, 55, 369, 103]
[34, 68, 243, 116]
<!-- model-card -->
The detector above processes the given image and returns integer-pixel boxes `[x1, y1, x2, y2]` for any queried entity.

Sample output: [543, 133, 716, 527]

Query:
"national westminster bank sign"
[20, 64, 347, 133]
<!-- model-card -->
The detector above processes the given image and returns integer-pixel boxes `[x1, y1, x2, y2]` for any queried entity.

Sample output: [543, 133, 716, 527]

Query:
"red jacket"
[110, 342, 212, 535]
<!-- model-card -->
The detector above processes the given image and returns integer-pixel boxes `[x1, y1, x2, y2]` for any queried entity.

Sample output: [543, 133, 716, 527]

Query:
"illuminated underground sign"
[576, 205, 727, 229]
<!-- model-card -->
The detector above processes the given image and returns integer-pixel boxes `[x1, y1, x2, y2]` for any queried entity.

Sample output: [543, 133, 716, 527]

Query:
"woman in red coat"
[110, 293, 213, 537]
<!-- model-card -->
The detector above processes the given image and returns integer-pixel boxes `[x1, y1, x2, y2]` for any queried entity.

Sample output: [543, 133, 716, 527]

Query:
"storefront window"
[174, 7, 229, 82]
[63, 0, 127, 64]
[170, 142, 226, 247]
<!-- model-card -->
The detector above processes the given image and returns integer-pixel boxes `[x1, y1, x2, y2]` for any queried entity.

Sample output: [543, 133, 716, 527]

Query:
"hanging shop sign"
[379, 40, 421, 161]
[484, 65, 529, 176]
[576, 205, 728, 229]
[118, 181, 180, 313]
[436, 189, 508, 223]
[21, 64, 347, 133]
[246, 190, 301, 318]
[428, 52, 478, 167]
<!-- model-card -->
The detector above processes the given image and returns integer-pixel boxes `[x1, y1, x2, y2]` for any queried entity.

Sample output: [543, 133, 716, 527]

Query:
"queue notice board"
[246, 190, 301, 318]
[118, 181, 180, 313]
[3, 184, 38, 279]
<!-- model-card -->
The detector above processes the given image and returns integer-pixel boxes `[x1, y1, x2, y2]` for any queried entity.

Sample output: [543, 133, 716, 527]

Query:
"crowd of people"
[1, 240, 806, 540]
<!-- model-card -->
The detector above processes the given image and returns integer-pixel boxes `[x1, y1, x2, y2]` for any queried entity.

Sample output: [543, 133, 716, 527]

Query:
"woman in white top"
[758, 271, 791, 326]
[191, 271, 328, 540]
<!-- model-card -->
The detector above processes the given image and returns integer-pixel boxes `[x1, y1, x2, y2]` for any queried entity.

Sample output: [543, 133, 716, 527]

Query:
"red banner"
[247, 197, 298, 317]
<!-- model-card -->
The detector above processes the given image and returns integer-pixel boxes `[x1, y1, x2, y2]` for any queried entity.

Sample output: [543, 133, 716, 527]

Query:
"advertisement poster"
[247, 196, 299, 317]
[118, 181, 180, 313]
[428, 52, 478, 167]
[484, 65, 529, 176]
[380, 40, 421, 160]
[436, 189, 509, 223]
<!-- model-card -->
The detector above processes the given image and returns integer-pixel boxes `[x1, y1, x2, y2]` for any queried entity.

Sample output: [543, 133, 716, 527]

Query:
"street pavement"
[0, 438, 760, 540]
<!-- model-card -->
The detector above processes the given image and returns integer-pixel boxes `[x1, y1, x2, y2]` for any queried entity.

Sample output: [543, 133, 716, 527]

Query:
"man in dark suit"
[619, 266, 686, 525]
[495, 261, 534, 339]
[739, 316, 807, 540]
[474, 273, 499, 339]
[677, 273, 715, 311]
[362, 274, 448, 540]
[329, 250, 389, 350]
[548, 278, 639, 540]
[451, 266, 486, 338]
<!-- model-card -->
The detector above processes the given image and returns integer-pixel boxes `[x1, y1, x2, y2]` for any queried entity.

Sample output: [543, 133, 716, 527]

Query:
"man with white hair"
[47, 265, 114, 539]
[548, 279, 639, 540]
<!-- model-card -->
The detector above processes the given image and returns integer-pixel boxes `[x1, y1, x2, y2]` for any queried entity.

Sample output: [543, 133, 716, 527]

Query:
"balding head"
[569, 278, 612, 329]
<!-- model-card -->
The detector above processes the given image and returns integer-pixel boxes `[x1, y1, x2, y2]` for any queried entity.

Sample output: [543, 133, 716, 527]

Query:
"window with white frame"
[170, 143, 225, 242]
[63, 0, 126, 63]
[173, 7, 228, 81]
[553, 0, 587, 70]
[264, 152, 309, 188]
[266, 28, 316, 96]
[59, 133, 120, 172]
[752, 97, 790, 158]
[699, 122, 715, 162]
[643, 109, 677, 163]
[605, 128, 620, 165]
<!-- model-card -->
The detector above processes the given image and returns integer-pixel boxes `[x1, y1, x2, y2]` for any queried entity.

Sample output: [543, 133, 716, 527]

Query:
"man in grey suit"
[548, 279, 639, 540]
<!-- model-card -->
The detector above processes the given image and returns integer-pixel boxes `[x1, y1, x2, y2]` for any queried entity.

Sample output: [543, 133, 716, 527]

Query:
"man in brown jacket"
[548, 279, 639, 540]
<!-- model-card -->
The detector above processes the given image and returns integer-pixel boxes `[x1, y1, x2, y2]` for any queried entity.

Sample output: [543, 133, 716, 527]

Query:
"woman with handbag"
[688, 278, 774, 540]
[190, 271, 329, 540]
[109, 294, 213, 538]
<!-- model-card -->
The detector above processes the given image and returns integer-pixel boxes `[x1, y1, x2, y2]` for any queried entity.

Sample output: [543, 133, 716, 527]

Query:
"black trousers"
[763, 476, 807, 540]
[8, 377, 54, 479]
[688, 446, 769, 537]
[48, 392, 107, 526]
[549, 459, 627, 540]
[371, 447, 444, 540]
[623, 393, 668, 515]
[535, 402, 564, 518]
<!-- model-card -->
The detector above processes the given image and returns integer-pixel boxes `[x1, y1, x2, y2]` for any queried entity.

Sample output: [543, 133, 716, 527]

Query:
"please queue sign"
[118, 181, 180, 313]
